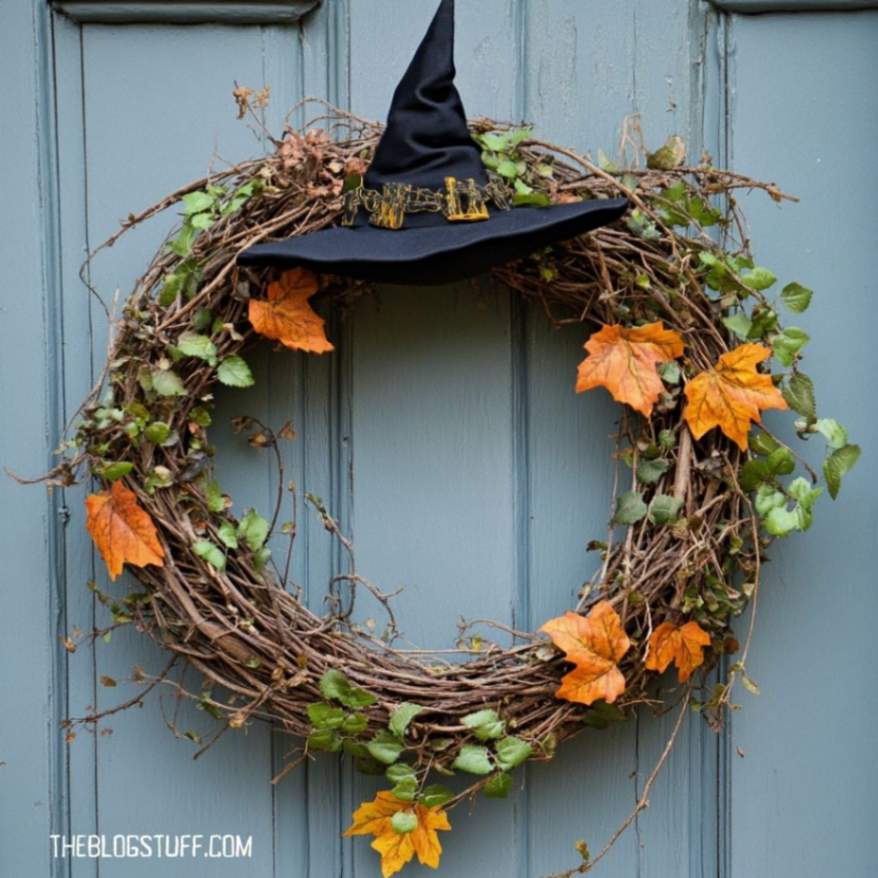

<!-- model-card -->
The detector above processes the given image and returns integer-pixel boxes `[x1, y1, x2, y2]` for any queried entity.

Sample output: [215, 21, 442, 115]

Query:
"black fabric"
[236, 0, 629, 282]
[237, 198, 629, 285]
[364, 0, 486, 190]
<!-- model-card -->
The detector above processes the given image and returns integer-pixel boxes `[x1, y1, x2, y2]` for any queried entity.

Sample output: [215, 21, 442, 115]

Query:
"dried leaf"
[645, 620, 711, 682]
[576, 322, 685, 417]
[684, 343, 788, 450]
[249, 268, 334, 354]
[85, 480, 164, 581]
[345, 791, 451, 878]
[539, 601, 630, 705]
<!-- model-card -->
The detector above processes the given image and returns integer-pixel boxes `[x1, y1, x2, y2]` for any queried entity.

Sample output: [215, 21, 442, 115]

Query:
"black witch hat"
[237, 0, 628, 285]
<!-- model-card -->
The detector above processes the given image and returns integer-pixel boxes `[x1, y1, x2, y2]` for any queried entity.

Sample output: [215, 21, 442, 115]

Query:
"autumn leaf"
[683, 343, 787, 451]
[249, 267, 334, 353]
[539, 601, 630, 706]
[645, 620, 711, 683]
[85, 480, 164, 581]
[576, 322, 685, 417]
[345, 791, 451, 878]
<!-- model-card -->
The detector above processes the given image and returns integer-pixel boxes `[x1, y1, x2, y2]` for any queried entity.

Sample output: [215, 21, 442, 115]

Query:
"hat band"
[342, 176, 511, 230]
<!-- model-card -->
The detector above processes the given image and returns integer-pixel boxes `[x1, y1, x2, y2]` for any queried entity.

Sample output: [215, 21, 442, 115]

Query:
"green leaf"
[783, 373, 816, 422]
[658, 360, 680, 384]
[780, 282, 813, 313]
[740, 458, 770, 492]
[815, 418, 848, 449]
[366, 731, 403, 766]
[742, 266, 777, 291]
[152, 369, 186, 397]
[307, 729, 341, 752]
[217, 521, 238, 549]
[342, 712, 368, 735]
[159, 273, 184, 307]
[167, 224, 197, 257]
[319, 669, 377, 709]
[494, 736, 532, 771]
[636, 458, 670, 485]
[307, 702, 345, 730]
[512, 190, 552, 208]
[217, 356, 254, 388]
[613, 491, 648, 525]
[496, 159, 520, 179]
[182, 191, 215, 215]
[755, 484, 786, 517]
[237, 508, 270, 552]
[420, 785, 454, 808]
[723, 312, 752, 340]
[766, 446, 795, 476]
[763, 505, 800, 537]
[203, 479, 225, 513]
[750, 430, 780, 456]
[452, 744, 493, 775]
[386, 763, 416, 785]
[190, 406, 212, 428]
[484, 772, 512, 799]
[144, 422, 171, 445]
[193, 539, 225, 571]
[648, 494, 682, 525]
[389, 703, 424, 740]
[658, 429, 675, 452]
[823, 444, 861, 499]
[177, 331, 217, 366]
[462, 709, 506, 741]
[99, 461, 133, 481]
[747, 307, 778, 339]
[771, 327, 809, 367]
[390, 810, 418, 834]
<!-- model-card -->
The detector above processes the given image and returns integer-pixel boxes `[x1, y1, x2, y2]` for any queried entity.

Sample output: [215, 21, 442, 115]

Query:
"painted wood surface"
[0, 1, 874, 876]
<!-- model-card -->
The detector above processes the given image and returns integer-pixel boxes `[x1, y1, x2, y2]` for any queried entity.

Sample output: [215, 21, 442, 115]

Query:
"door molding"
[50, 0, 321, 25]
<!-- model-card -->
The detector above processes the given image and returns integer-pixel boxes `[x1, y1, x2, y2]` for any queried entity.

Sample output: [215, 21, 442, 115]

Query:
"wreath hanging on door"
[37, 104, 857, 877]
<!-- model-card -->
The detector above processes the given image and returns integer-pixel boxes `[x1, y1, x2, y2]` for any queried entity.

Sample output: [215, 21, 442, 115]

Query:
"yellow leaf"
[645, 620, 711, 683]
[539, 601, 630, 705]
[683, 343, 787, 451]
[576, 322, 685, 417]
[248, 268, 334, 353]
[85, 480, 164, 581]
[345, 792, 451, 877]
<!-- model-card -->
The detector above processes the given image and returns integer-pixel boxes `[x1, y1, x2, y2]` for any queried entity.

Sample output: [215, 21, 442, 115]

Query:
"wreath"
[38, 101, 859, 878]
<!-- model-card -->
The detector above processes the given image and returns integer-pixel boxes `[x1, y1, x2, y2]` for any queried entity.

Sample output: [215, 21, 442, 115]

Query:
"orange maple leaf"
[683, 343, 787, 451]
[85, 480, 164, 581]
[539, 601, 631, 705]
[345, 791, 451, 878]
[575, 322, 685, 417]
[248, 267, 334, 353]
[645, 620, 711, 683]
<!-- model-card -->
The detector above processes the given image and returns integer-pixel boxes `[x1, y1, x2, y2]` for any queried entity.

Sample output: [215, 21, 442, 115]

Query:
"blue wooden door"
[1, 1, 875, 876]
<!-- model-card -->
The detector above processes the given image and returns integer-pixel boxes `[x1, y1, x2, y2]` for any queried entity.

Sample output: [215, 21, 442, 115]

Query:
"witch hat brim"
[237, 0, 628, 284]
[237, 198, 628, 285]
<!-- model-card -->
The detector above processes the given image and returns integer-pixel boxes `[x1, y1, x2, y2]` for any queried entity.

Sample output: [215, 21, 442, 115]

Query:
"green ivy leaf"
[307, 729, 341, 752]
[99, 461, 133, 481]
[780, 282, 813, 313]
[177, 331, 218, 366]
[740, 458, 771, 492]
[452, 744, 493, 775]
[203, 479, 226, 513]
[389, 703, 424, 740]
[494, 736, 532, 771]
[636, 458, 670, 485]
[648, 494, 682, 525]
[815, 418, 848, 449]
[366, 731, 403, 766]
[420, 785, 454, 808]
[144, 422, 171, 445]
[193, 539, 225, 571]
[152, 368, 186, 397]
[782, 373, 816, 422]
[723, 312, 752, 340]
[217, 521, 238, 549]
[390, 810, 418, 834]
[613, 491, 648, 525]
[823, 444, 861, 499]
[771, 327, 809, 367]
[742, 266, 777, 291]
[484, 771, 512, 799]
[342, 712, 368, 735]
[217, 356, 254, 388]
[386, 763, 416, 784]
[755, 484, 786, 517]
[496, 159, 519, 179]
[750, 430, 780, 456]
[766, 446, 795, 476]
[319, 669, 377, 709]
[182, 191, 216, 214]
[237, 508, 270, 552]
[307, 702, 345, 730]
[462, 709, 506, 741]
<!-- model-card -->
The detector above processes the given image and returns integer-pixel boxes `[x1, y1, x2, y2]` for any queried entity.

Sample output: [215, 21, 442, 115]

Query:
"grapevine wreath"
[41, 11, 859, 878]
